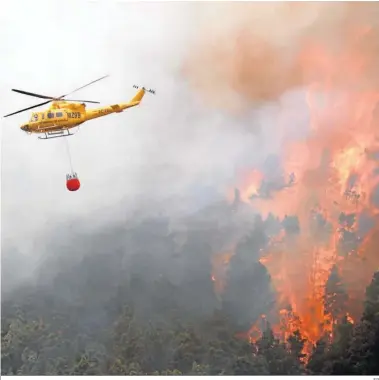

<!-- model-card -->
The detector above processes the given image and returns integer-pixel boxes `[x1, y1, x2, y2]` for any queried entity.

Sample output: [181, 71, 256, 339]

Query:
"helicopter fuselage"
[5, 75, 155, 136]
[21, 101, 86, 133]
[20, 92, 144, 135]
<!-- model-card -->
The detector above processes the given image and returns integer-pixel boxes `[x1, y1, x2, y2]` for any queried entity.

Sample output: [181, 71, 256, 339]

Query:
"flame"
[232, 22, 379, 355]
[183, 1, 379, 358]
[260, 234, 336, 352]
[237, 314, 268, 343]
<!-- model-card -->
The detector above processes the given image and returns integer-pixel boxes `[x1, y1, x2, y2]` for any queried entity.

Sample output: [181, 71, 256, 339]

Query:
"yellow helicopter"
[3, 75, 155, 140]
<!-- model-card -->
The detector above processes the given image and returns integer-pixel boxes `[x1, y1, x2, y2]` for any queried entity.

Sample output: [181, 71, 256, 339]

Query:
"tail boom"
[85, 87, 148, 121]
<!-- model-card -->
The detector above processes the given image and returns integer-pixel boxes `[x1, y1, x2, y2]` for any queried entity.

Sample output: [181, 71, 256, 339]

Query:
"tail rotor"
[133, 85, 156, 95]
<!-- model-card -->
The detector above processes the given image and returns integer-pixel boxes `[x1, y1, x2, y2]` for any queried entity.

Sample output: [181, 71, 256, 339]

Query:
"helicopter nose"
[21, 124, 29, 131]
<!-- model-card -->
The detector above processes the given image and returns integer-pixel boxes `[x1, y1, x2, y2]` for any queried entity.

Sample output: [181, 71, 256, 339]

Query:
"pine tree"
[255, 324, 303, 375]
[320, 271, 379, 375]
[343, 271, 379, 375]
[324, 265, 349, 324]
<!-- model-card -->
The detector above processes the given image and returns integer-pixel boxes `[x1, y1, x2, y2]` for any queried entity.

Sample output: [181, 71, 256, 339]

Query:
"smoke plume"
[183, 2, 379, 111]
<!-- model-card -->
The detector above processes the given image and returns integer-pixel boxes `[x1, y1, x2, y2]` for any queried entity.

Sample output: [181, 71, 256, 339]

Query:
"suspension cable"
[63, 136, 74, 174]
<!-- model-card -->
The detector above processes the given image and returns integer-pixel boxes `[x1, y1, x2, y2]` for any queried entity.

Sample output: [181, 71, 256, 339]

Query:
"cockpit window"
[30, 113, 39, 122]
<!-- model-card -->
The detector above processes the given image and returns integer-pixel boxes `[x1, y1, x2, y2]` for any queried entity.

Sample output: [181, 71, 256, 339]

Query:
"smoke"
[181, 1, 379, 349]
[183, 2, 379, 110]
[1, 1, 272, 294]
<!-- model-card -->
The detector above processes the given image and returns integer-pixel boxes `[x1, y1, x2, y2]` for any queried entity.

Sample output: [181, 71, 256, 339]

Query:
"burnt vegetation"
[2, 202, 379, 375]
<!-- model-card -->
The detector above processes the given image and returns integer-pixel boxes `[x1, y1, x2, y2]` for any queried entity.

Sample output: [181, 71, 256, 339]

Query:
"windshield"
[30, 113, 39, 122]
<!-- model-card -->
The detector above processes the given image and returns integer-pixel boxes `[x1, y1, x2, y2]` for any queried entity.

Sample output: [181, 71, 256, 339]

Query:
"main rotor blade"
[5, 75, 108, 117]
[12, 89, 56, 100]
[3, 100, 51, 118]
[59, 75, 109, 99]
[12, 89, 99, 104]
[64, 99, 100, 104]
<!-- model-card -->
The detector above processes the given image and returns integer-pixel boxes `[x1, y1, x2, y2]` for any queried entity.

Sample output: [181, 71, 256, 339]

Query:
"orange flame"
[233, 23, 379, 355]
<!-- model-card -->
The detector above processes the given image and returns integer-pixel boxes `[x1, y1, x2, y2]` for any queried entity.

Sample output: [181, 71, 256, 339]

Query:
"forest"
[2, 195, 379, 376]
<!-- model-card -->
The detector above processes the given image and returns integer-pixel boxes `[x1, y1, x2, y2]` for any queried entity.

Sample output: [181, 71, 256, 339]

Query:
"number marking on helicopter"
[67, 112, 81, 118]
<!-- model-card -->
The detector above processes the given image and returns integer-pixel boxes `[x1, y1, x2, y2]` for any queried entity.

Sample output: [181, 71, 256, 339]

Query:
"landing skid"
[38, 129, 74, 140]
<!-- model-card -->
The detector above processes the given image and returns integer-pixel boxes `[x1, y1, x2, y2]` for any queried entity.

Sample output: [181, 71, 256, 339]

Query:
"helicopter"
[3, 75, 155, 140]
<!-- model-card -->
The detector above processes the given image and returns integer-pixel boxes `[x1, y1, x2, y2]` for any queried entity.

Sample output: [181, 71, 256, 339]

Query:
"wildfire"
[231, 23, 379, 355]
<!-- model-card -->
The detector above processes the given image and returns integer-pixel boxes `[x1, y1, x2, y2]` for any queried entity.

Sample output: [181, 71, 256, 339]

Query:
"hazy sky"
[1, 1, 306, 265]
[2, 0, 196, 248]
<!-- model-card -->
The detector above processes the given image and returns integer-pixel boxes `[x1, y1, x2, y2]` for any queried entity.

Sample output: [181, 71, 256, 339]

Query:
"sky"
[1, 1, 319, 296]
[0, 1, 276, 266]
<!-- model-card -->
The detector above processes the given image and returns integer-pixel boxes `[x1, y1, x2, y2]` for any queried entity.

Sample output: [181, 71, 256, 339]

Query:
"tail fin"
[131, 85, 156, 102]
[108, 85, 156, 112]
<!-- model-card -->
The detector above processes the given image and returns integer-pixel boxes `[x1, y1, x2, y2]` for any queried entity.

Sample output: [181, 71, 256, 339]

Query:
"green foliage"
[341, 272, 379, 375]
[2, 215, 378, 376]
[307, 271, 379, 375]
[254, 325, 304, 375]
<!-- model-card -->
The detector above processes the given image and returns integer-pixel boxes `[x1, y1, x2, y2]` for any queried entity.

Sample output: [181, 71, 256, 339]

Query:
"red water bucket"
[66, 173, 80, 191]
